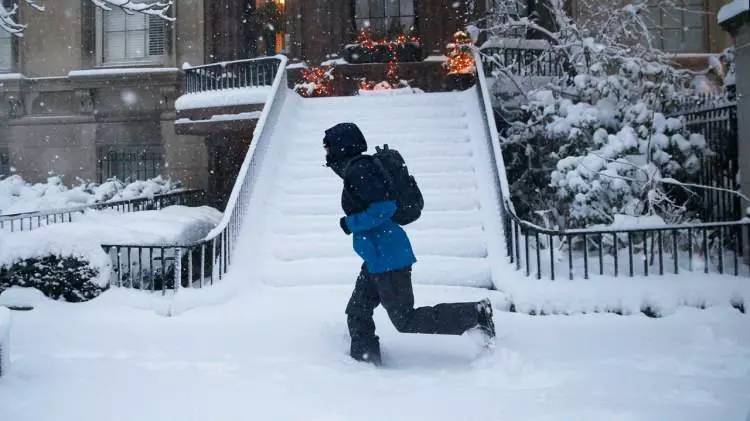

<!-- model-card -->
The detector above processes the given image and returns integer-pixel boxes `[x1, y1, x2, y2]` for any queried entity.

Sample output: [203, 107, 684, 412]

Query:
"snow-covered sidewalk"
[0, 280, 748, 421]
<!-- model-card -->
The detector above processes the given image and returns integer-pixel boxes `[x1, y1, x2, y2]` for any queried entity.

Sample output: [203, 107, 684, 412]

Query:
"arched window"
[354, 0, 416, 37]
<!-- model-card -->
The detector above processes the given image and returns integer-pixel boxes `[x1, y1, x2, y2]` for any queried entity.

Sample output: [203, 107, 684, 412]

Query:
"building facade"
[0, 0, 735, 208]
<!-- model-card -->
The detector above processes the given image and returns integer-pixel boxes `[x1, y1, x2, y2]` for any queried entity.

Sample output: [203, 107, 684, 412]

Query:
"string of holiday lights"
[294, 66, 334, 97]
[445, 31, 476, 75]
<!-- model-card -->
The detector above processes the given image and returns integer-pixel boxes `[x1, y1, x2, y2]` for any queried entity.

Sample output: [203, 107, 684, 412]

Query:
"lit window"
[101, 7, 167, 64]
[646, 0, 706, 53]
[355, 0, 416, 36]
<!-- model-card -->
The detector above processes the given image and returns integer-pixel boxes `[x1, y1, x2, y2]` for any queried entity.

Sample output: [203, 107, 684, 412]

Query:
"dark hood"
[324, 123, 367, 160]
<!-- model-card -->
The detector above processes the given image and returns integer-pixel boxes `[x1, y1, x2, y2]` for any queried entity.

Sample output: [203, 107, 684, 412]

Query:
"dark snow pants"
[346, 265, 480, 360]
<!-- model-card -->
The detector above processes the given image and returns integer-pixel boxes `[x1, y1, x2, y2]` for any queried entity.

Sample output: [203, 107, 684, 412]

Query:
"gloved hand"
[339, 216, 351, 235]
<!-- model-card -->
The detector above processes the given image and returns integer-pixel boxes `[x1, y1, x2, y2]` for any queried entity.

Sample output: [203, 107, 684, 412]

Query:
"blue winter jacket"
[324, 123, 417, 274]
[343, 199, 417, 274]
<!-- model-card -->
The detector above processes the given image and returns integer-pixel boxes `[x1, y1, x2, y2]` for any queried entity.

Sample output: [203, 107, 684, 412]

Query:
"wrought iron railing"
[0, 189, 205, 233]
[668, 99, 739, 221]
[184, 56, 281, 94]
[473, 51, 750, 280]
[102, 56, 289, 292]
[479, 46, 567, 78]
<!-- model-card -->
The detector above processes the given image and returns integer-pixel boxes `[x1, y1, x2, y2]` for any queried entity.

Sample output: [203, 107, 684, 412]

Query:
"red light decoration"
[295, 66, 334, 97]
[445, 31, 476, 75]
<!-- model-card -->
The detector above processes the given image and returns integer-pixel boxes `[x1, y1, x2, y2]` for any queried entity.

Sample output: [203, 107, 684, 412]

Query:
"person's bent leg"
[375, 267, 479, 335]
[345, 266, 382, 364]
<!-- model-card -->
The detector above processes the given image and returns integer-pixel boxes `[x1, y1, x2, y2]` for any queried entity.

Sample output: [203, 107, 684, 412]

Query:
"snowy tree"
[1, 0, 173, 36]
[476, 0, 716, 229]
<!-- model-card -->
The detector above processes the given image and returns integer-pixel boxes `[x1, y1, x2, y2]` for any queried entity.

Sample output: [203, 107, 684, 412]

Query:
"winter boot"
[350, 339, 382, 366]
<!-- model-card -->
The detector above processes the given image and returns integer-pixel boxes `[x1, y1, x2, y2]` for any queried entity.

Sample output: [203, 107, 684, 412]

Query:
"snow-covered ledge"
[718, 0, 749, 26]
[0, 307, 10, 377]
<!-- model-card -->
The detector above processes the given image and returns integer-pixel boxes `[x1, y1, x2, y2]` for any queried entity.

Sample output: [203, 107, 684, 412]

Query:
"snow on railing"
[479, 46, 568, 78]
[0, 189, 205, 233]
[101, 56, 289, 292]
[474, 51, 750, 281]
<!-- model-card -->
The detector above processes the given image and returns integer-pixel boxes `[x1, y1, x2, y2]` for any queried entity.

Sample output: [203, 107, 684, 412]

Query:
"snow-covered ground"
[2, 87, 748, 421]
[0, 278, 748, 421]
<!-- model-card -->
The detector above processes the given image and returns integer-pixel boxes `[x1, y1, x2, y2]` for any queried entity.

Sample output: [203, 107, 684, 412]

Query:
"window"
[98, 145, 163, 182]
[355, 0, 416, 36]
[100, 6, 167, 64]
[646, 0, 706, 53]
[0, 1, 12, 72]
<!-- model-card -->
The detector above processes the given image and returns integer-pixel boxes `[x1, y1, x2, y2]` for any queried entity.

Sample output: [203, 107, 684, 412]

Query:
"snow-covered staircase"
[242, 89, 505, 288]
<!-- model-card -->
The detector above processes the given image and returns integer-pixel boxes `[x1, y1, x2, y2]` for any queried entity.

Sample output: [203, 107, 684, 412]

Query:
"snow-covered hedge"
[0, 307, 9, 377]
[0, 256, 106, 302]
[0, 206, 222, 302]
[0, 175, 182, 216]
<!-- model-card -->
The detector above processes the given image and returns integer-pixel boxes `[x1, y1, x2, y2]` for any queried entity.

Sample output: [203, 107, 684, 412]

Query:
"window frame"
[646, 0, 707, 53]
[94, 5, 171, 67]
[97, 144, 164, 183]
[354, 0, 417, 37]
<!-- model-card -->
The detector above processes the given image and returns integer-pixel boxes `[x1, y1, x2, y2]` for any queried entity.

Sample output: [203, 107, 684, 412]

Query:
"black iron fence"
[667, 96, 739, 222]
[479, 47, 567, 78]
[98, 148, 163, 183]
[502, 207, 750, 280]
[473, 51, 750, 281]
[101, 56, 289, 293]
[184, 57, 281, 94]
[0, 189, 205, 233]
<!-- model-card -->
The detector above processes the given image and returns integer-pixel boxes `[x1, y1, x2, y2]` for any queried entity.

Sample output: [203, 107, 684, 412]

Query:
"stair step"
[281, 173, 478, 195]
[279, 159, 476, 180]
[272, 227, 488, 261]
[271, 210, 485, 235]
[274, 191, 479, 216]
[262, 255, 492, 288]
[286, 142, 474, 162]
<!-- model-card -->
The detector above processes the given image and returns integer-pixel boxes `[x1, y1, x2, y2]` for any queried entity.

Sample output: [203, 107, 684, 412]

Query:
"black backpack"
[358, 144, 424, 225]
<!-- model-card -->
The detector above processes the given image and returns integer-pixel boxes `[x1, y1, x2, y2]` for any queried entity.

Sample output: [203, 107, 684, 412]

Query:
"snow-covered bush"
[479, 0, 712, 228]
[0, 206, 222, 301]
[0, 256, 107, 302]
[0, 175, 182, 216]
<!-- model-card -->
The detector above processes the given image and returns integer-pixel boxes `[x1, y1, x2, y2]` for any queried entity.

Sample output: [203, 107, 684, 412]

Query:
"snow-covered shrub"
[0, 256, 107, 302]
[0, 175, 182, 216]
[480, 1, 712, 228]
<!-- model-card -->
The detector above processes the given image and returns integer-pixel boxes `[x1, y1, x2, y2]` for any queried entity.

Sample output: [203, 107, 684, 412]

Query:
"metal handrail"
[102, 55, 289, 292]
[479, 46, 567, 78]
[0, 189, 205, 232]
[473, 51, 750, 280]
[184, 55, 282, 93]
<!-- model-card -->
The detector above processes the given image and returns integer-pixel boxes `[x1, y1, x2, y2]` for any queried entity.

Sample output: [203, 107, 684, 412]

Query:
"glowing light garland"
[445, 31, 476, 75]
[294, 66, 334, 97]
